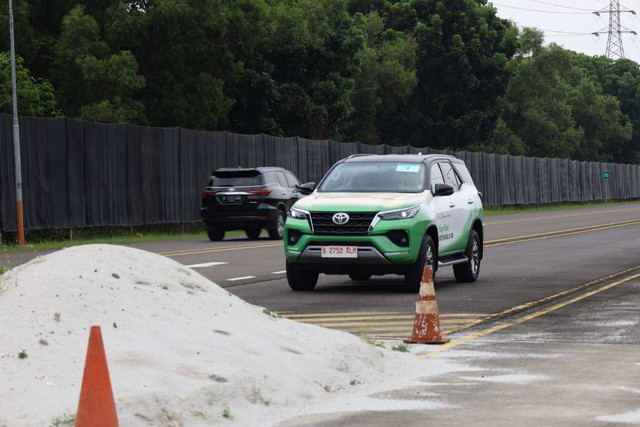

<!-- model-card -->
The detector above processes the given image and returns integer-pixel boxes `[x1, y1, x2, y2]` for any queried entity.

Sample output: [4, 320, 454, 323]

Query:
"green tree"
[346, 11, 418, 143]
[488, 44, 631, 161]
[381, 0, 518, 148]
[53, 5, 146, 123]
[0, 52, 61, 117]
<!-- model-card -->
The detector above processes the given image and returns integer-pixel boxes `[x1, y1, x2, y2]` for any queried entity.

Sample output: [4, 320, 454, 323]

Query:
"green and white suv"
[284, 154, 484, 292]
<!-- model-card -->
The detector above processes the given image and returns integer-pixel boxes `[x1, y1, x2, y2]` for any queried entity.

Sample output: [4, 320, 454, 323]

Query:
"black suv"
[201, 167, 312, 241]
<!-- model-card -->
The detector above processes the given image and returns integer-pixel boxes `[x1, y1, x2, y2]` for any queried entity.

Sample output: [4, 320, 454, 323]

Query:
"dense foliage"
[0, 1, 638, 163]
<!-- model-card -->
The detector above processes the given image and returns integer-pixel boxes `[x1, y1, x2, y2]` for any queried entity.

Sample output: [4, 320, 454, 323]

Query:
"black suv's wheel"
[245, 227, 261, 240]
[286, 261, 319, 291]
[404, 234, 436, 292]
[348, 273, 371, 281]
[207, 228, 225, 241]
[454, 230, 481, 283]
[268, 210, 285, 240]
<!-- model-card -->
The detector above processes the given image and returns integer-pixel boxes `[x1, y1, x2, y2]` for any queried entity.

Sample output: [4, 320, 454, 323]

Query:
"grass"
[262, 308, 279, 319]
[222, 408, 233, 419]
[391, 344, 409, 353]
[50, 414, 75, 426]
[0, 224, 246, 254]
[483, 199, 640, 217]
[0, 267, 8, 275]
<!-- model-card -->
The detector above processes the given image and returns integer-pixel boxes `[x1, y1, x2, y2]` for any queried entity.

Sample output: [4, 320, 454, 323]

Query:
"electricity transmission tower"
[592, 0, 637, 59]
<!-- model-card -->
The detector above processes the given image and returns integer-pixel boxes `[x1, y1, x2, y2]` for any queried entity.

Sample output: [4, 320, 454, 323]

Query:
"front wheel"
[286, 262, 319, 291]
[404, 234, 436, 293]
[268, 210, 285, 240]
[453, 230, 481, 283]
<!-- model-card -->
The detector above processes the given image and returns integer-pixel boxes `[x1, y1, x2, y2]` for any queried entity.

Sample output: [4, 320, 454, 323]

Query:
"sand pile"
[0, 245, 421, 426]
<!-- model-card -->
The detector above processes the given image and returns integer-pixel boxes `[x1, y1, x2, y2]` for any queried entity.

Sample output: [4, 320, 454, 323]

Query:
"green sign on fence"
[602, 171, 610, 180]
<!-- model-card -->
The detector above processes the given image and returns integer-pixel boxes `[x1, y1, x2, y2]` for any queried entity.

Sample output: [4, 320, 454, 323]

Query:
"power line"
[527, 0, 594, 12]
[493, 3, 594, 14]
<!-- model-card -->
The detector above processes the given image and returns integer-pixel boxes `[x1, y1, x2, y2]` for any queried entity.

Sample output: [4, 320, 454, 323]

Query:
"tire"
[348, 273, 371, 281]
[454, 230, 481, 283]
[207, 228, 225, 241]
[245, 227, 261, 240]
[404, 234, 436, 293]
[286, 261, 319, 291]
[268, 210, 286, 240]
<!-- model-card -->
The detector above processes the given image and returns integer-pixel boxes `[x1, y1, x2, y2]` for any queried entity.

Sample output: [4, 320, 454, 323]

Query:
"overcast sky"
[492, 0, 640, 63]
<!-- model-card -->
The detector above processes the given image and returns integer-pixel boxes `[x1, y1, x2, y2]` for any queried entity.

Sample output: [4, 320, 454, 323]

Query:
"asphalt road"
[2, 203, 639, 339]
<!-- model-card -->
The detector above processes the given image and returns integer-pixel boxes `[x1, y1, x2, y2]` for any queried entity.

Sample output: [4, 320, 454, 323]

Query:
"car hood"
[294, 192, 427, 212]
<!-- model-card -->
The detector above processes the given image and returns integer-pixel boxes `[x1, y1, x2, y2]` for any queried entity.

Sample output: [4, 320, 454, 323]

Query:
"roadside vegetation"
[1, 1, 638, 164]
[483, 199, 640, 216]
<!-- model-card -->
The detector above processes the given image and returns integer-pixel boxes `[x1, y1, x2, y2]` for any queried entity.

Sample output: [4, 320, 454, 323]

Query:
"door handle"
[449, 203, 456, 208]
[467, 199, 474, 204]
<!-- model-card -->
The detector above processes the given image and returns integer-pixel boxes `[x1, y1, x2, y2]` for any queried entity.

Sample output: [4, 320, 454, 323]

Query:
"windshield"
[319, 162, 426, 193]
[209, 171, 263, 187]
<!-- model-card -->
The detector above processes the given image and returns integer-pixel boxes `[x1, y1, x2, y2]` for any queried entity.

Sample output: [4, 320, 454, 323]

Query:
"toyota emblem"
[332, 212, 350, 225]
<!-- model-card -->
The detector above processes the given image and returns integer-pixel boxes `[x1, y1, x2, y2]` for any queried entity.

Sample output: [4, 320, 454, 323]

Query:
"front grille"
[310, 212, 376, 235]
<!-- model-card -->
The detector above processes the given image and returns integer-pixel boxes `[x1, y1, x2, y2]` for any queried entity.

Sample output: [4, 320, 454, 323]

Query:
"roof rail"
[347, 153, 372, 159]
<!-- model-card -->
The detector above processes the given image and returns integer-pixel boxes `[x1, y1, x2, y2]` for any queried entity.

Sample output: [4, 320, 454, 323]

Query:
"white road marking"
[226, 276, 256, 282]
[272, 270, 286, 274]
[186, 262, 229, 268]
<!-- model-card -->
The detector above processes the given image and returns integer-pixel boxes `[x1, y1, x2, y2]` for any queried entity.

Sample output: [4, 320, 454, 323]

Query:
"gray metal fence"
[1, 114, 639, 231]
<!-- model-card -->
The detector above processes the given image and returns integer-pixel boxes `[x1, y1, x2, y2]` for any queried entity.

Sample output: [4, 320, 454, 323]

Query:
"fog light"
[386, 230, 409, 247]
[288, 229, 302, 245]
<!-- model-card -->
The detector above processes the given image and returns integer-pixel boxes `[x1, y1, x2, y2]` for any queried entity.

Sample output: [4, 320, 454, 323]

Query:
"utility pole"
[8, 0, 26, 245]
[593, 0, 637, 59]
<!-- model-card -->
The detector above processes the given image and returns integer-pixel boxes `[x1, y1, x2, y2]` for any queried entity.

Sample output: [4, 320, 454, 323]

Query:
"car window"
[453, 162, 474, 185]
[210, 171, 263, 186]
[285, 172, 300, 187]
[262, 171, 278, 185]
[276, 171, 288, 187]
[430, 164, 445, 188]
[439, 162, 460, 190]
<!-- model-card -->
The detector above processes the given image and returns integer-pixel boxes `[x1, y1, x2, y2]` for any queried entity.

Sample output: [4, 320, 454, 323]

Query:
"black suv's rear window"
[208, 170, 263, 187]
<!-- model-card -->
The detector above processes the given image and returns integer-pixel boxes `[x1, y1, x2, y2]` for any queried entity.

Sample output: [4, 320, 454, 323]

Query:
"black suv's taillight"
[288, 229, 303, 245]
[386, 230, 409, 247]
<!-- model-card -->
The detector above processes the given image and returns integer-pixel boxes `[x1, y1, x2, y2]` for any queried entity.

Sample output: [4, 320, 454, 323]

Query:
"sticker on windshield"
[396, 163, 421, 173]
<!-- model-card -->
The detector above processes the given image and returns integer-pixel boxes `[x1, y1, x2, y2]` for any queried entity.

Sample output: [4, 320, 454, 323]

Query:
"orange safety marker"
[404, 266, 450, 344]
[75, 326, 119, 427]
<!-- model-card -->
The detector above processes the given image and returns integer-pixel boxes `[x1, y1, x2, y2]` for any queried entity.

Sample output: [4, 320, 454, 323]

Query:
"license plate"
[321, 246, 358, 258]
[222, 195, 242, 202]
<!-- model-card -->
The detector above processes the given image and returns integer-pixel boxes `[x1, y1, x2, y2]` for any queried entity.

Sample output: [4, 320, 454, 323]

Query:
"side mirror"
[433, 183, 454, 197]
[296, 182, 316, 195]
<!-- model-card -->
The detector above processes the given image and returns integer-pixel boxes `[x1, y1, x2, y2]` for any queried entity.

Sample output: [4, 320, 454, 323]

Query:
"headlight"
[289, 207, 310, 220]
[378, 205, 421, 220]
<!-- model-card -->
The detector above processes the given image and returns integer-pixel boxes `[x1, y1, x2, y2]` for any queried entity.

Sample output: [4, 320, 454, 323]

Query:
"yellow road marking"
[282, 315, 483, 323]
[281, 312, 484, 319]
[312, 319, 476, 328]
[340, 324, 477, 334]
[485, 219, 640, 248]
[161, 242, 283, 257]
[486, 206, 640, 225]
[417, 273, 640, 359]
[485, 218, 640, 244]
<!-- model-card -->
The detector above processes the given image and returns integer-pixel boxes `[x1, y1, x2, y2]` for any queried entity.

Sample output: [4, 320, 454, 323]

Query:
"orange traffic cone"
[404, 266, 450, 344]
[75, 326, 119, 427]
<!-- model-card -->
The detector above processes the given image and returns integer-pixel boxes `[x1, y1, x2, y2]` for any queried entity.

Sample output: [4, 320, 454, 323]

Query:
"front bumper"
[201, 204, 278, 228]
[284, 215, 429, 266]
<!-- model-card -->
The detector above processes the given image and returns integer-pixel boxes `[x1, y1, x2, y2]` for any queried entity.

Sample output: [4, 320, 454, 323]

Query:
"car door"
[275, 171, 293, 206]
[429, 162, 457, 256]
[439, 161, 469, 253]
